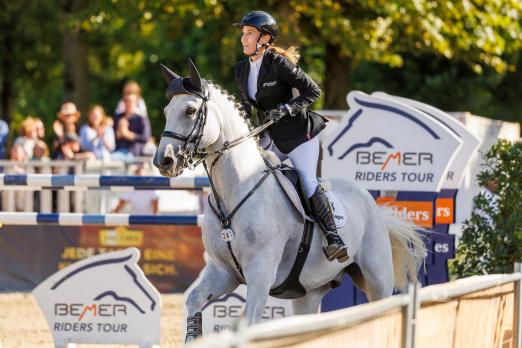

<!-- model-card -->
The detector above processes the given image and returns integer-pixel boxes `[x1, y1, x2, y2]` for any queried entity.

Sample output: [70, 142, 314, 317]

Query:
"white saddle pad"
[268, 157, 347, 228]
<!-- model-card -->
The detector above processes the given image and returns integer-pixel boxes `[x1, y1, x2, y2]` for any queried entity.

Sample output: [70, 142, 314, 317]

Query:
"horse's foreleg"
[291, 285, 330, 315]
[243, 259, 278, 325]
[185, 261, 239, 342]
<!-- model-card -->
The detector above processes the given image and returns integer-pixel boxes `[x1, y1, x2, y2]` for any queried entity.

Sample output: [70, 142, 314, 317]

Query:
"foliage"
[280, 0, 522, 71]
[1, 0, 522, 142]
[452, 140, 522, 276]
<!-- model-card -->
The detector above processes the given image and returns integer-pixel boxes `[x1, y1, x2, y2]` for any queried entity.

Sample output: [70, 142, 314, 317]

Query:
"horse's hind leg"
[185, 260, 239, 342]
[291, 285, 330, 315]
[357, 218, 395, 301]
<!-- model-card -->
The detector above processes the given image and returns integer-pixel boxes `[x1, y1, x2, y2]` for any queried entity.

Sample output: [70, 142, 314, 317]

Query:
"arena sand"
[0, 293, 184, 348]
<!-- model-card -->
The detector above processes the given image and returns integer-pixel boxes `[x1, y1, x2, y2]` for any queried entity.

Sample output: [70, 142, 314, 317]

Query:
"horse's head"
[153, 59, 221, 177]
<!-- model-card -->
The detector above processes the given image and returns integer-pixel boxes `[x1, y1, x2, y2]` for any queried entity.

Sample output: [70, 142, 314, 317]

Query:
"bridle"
[160, 89, 211, 171]
[160, 87, 273, 170]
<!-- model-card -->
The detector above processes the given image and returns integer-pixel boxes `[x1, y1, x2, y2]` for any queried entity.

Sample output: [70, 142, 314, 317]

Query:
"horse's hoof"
[186, 312, 202, 342]
[185, 334, 200, 343]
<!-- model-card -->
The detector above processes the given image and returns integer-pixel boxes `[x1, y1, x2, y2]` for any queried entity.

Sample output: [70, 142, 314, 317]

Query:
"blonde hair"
[268, 46, 300, 65]
[19, 117, 36, 137]
[87, 104, 108, 128]
[123, 81, 142, 97]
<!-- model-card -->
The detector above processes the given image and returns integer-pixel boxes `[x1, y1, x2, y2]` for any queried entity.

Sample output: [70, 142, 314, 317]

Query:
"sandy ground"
[0, 293, 184, 348]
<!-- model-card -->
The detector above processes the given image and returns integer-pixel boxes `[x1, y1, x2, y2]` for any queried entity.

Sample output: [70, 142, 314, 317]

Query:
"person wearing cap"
[52, 102, 94, 160]
[233, 11, 348, 262]
[52, 102, 81, 158]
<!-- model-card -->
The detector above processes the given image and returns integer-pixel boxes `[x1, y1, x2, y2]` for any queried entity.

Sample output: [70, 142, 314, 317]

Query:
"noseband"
[160, 90, 210, 170]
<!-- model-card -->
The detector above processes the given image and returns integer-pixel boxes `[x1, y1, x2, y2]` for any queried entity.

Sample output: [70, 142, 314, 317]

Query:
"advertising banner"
[33, 248, 161, 347]
[323, 91, 463, 192]
[0, 224, 204, 293]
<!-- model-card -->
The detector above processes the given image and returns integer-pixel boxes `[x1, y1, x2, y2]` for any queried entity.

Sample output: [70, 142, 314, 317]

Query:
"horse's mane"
[207, 81, 253, 131]
[206, 80, 275, 158]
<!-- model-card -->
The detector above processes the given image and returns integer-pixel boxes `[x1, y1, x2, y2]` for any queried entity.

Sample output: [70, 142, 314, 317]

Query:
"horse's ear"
[188, 58, 202, 89]
[160, 63, 180, 84]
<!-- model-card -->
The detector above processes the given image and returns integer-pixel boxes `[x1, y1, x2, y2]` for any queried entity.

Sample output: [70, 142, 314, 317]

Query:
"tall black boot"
[309, 185, 349, 262]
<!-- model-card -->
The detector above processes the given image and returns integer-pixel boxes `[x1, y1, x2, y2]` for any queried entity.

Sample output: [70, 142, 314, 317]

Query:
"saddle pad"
[272, 166, 309, 222]
[264, 151, 347, 227]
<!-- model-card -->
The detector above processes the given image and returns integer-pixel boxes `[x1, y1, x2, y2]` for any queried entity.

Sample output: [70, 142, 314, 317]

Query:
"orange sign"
[376, 197, 433, 228]
[435, 198, 454, 224]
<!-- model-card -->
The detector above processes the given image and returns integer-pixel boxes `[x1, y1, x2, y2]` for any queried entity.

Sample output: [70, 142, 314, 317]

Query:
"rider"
[233, 10, 348, 262]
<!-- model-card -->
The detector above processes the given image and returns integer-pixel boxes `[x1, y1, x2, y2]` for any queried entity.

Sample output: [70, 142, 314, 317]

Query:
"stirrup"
[321, 232, 349, 263]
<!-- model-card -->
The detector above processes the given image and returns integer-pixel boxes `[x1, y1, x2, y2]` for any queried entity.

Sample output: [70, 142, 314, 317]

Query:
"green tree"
[271, 0, 522, 109]
[452, 140, 522, 276]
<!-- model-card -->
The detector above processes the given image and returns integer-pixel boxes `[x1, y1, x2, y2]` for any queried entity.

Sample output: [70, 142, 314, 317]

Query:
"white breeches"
[272, 137, 319, 198]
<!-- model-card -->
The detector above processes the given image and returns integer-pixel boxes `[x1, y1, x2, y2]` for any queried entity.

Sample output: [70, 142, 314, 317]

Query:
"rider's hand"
[266, 104, 291, 123]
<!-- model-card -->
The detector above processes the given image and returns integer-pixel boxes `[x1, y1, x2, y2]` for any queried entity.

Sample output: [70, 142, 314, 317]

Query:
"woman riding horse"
[234, 11, 348, 262]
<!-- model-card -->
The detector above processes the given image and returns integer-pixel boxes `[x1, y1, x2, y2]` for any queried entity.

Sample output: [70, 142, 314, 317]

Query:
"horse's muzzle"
[153, 143, 179, 177]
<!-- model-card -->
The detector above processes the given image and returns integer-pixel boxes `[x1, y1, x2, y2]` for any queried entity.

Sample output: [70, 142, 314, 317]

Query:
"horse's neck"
[206, 103, 267, 206]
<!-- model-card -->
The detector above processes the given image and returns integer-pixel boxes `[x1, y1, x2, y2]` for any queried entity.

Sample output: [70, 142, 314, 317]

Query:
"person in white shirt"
[111, 166, 159, 214]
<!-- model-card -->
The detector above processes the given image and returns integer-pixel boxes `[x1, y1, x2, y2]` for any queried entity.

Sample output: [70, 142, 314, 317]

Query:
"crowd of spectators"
[1, 81, 156, 165]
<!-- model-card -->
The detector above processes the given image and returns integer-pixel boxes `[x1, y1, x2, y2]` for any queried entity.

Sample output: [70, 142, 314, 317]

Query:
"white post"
[514, 262, 522, 348]
[401, 282, 415, 348]
[73, 162, 83, 213]
[411, 282, 420, 348]
[40, 164, 52, 213]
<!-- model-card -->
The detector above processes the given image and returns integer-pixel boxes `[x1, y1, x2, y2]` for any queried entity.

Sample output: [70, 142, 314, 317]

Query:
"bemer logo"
[55, 303, 127, 321]
[356, 151, 433, 171]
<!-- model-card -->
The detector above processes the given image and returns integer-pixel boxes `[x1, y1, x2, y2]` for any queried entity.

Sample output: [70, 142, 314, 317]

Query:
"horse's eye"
[186, 106, 197, 116]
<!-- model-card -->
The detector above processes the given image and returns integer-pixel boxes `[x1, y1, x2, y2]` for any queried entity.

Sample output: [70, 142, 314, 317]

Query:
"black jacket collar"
[239, 50, 274, 104]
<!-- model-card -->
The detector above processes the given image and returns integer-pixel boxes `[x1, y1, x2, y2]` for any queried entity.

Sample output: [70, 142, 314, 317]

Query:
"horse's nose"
[153, 143, 176, 173]
[160, 156, 174, 168]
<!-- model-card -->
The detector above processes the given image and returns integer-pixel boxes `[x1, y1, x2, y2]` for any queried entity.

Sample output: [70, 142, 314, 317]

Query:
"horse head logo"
[33, 248, 161, 347]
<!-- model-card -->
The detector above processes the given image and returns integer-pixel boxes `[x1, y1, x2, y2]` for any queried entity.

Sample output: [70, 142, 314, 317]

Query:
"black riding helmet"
[235, 11, 278, 43]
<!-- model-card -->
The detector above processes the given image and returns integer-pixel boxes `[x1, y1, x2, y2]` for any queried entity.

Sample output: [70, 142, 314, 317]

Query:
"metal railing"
[0, 157, 156, 213]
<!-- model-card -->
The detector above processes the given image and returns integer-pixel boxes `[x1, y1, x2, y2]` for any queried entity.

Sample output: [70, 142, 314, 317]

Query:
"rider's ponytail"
[268, 46, 300, 65]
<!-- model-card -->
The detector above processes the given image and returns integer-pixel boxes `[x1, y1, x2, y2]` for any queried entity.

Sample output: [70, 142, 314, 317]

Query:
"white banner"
[33, 248, 161, 348]
[322, 91, 463, 191]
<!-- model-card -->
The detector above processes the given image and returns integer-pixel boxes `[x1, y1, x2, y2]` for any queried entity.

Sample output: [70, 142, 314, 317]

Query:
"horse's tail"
[380, 207, 426, 289]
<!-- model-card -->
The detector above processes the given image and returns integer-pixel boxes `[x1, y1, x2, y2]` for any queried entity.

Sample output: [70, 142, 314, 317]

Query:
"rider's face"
[241, 26, 268, 56]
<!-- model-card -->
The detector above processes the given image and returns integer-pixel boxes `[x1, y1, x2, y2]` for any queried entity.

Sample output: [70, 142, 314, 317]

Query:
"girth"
[269, 219, 314, 299]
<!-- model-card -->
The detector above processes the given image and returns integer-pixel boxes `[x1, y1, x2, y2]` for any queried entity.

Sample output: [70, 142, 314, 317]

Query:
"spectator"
[14, 117, 37, 160]
[79, 105, 115, 160]
[34, 117, 45, 140]
[10, 143, 26, 174]
[9, 143, 28, 211]
[113, 93, 151, 160]
[52, 102, 81, 159]
[111, 165, 159, 214]
[142, 136, 158, 156]
[0, 119, 8, 159]
[115, 80, 148, 118]
[33, 140, 50, 161]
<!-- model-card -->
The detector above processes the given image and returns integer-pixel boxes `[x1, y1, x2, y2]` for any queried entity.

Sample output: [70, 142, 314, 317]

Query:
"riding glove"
[266, 104, 292, 123]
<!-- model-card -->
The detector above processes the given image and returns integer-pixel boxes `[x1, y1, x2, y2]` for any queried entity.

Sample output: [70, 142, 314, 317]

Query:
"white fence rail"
[188, 265, 522, 348]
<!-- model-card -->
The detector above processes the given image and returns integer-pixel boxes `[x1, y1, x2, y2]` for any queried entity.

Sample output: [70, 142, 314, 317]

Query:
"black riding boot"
[309, 185, 349, 262]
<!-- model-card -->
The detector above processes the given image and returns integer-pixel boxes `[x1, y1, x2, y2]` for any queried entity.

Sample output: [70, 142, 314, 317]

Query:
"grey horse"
[153, 60, 426, 342]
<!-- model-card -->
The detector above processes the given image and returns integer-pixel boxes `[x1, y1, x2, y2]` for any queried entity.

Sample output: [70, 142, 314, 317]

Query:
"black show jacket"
[234, 49, 327, 154]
